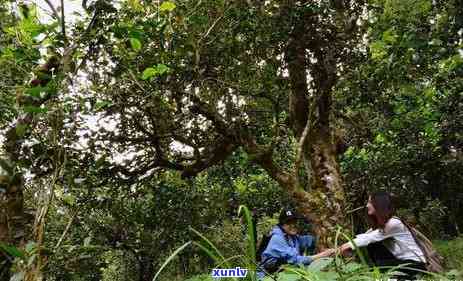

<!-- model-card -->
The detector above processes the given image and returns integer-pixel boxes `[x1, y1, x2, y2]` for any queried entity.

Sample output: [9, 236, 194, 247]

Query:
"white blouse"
[347, 217, 426, 263]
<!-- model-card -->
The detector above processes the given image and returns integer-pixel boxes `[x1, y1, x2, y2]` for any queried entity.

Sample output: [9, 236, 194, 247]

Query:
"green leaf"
[316, 271, 339, 280]
[370, 41, 388, 61]
[189, 227, 228, 266]
[25, 86, 47, 98]
[192, 241, 220, 264]
[128, 0, 142, 11]
[374, 133, 386, 144]
[160, 1, 176, 12]
[142, 64, 170, 80]
[0, 243, 25, 259]
[142, 67, 157, 80]
[382, 28, 398, 45]
[447, 269, 461, 277]
[63, 194, 76, 206]
[130, 37, 142, 51]
[15, 124, 28, 137]
[238, 205, 256, 263]
[152, 241, 191, 281]
[276, 272, 299, 281]
[95, 100, 112, 111]
[343, 262, 363, 273]
[155, 63, 170, 74]
[307, 257, 333, 271]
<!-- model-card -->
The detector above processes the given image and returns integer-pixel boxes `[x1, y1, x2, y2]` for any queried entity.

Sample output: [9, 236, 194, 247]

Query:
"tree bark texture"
[283, 6, 348, 248]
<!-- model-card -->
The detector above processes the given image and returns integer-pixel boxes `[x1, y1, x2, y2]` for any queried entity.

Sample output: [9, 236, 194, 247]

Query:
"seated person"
[258, 208, 334, 277]
[338, 191, 426, 280]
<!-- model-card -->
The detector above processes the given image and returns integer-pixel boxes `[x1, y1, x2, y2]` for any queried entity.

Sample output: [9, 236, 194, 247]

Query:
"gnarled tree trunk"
[282, 3, 349, 248]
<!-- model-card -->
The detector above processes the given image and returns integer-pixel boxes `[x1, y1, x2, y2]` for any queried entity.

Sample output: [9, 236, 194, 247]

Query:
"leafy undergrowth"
[434, 235, 463, 271]
[178, 238, 463, 281]
[159, 206, 463, 281]
[260, 257, 461, 281]
[183, 256, 461, 281]
[158, 207, 463, 281]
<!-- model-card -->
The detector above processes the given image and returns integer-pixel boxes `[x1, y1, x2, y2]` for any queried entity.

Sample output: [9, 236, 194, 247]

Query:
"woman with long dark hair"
[338, 191, 427, 280]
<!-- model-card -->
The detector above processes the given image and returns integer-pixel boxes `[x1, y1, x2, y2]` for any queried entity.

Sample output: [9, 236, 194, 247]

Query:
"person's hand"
[320, 248, 336, 257]
[311, 248, 335, 260]
[339, 243, 352, 257]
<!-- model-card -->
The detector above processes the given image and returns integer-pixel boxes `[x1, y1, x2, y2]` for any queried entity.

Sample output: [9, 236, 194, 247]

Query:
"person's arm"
[310, 248, 336, 260]
[264, 235, 313, 265]
[298, 234, 335, 259]
[340, 218, 402, 252]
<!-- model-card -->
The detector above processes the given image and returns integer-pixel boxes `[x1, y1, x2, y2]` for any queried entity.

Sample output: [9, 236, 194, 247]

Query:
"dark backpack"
[256, 233, 286, 274]
[256, 234, 273, 262]
[399, 218, 445, 273]
[256, 231, 304, 274]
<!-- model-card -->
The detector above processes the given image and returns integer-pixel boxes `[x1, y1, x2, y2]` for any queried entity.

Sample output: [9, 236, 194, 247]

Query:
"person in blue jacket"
[257, 209, 334, 278]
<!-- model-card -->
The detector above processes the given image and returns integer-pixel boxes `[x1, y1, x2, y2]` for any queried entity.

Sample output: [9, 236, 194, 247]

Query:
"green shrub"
[101, 250, 139, 281]
[261, 257, 442, 281]
[434, 236, 463, 271]
[204, 219, 246, 262]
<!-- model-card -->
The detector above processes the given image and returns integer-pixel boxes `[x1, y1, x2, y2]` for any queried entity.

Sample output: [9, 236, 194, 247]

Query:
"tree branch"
[183, 91, 233, 137]
[242, 137, 294, 190]
[181, 137, 236, 178]
[285, 12, 311, 138]
[54, 211, 77, 251]
[60, 0, 67, 43]
[44, 0, 60, 20]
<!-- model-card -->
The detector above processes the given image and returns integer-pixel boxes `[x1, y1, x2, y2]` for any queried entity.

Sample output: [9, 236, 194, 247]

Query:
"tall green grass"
[153, 207, 460, 281]
[153, 242, 192, 281]
[152, 205, 258, 281]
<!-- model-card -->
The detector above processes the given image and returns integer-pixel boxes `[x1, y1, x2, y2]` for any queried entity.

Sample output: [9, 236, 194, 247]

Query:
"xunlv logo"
[211, 267, 248, 278]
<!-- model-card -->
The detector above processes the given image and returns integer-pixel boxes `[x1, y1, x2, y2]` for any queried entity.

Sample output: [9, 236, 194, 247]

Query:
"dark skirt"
[366, 241, 427, 280]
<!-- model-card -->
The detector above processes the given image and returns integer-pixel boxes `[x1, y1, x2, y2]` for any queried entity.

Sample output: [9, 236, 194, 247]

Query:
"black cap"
[278, 208, 303, 225]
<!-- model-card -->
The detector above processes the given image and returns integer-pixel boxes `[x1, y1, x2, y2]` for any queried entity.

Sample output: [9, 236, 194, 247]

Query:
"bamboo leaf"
[189, 227, 227, 264]
[192, 241, 220, 264]
[152, 241, 191, 281]
[0, 243, 25, 259]
[238, 205, 256, 262]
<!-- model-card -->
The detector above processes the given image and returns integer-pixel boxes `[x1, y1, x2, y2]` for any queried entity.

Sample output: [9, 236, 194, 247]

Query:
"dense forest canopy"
[0, 0, 462, 280]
